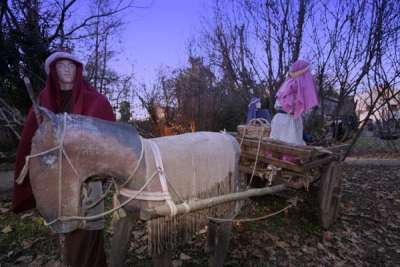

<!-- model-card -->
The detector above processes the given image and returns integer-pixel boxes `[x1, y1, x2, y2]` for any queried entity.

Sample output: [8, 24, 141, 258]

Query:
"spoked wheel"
[318, 161, 342, 229]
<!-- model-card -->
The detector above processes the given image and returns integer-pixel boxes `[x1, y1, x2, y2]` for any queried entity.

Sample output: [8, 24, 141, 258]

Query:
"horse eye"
[42, 154, 58, 166]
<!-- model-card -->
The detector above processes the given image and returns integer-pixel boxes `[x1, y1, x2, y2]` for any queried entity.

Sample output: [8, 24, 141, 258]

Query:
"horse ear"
[38, 107, 56, 125]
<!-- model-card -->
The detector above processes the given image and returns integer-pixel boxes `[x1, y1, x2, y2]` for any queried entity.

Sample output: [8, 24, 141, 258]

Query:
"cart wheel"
[318, 161, 342, 229]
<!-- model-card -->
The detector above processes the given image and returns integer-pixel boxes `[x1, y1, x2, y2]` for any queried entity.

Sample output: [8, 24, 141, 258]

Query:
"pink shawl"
[276, 60, 319, 118]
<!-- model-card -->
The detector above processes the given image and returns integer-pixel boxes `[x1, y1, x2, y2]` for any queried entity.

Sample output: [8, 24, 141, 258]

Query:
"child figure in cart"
[270, 59, 319, 161]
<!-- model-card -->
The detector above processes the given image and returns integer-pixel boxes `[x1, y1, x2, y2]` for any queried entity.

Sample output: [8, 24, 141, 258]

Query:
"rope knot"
[156, 166, 164, 175]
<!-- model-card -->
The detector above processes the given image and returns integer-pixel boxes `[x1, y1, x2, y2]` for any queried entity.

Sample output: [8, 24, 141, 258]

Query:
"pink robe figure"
[269, 60, 319, 161]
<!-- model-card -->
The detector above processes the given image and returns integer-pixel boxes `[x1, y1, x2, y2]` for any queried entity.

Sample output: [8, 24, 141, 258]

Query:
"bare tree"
[199, 0, 311, 111]
[0, 0, 148, 111]
[196, 0, 400, 145]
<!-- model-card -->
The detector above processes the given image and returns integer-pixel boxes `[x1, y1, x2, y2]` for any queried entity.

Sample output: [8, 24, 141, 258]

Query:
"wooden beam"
[239, 166, 268, 177]
[236, 133, 334, 159]
[326, 144, 350, 154]
[140, 184, 287, 220]
[240, 139, 313, 159]
[303, 156, 338, 170]
[240, 152, 304, 173]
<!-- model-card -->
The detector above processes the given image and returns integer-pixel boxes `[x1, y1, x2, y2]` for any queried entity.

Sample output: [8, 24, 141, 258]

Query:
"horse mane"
[72, 114, 141, 149]
[38, 110, 142, 156]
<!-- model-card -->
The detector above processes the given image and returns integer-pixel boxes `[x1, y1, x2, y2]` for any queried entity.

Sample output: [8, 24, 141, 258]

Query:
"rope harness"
[16, 113, 187, 226]
[223, 122, 297, 224]
[238, 119, 278, 189]
[17, 113, 295, 226]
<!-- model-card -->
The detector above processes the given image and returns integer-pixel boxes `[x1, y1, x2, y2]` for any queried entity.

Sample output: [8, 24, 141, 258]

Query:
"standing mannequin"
[56, 59, 76, 90]
[270, 60, 319, 158]
[13, 51, 115, 266]
[246, 96, 272, 123]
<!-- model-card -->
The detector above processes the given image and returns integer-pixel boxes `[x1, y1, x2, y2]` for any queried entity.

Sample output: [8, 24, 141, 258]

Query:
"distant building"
[312, 95, 356, 121]
[356, 89, 400, 122]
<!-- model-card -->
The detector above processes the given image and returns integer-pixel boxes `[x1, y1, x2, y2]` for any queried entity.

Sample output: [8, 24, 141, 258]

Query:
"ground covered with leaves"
[1, 163, 400, 266]
[350, 137, 400, 158]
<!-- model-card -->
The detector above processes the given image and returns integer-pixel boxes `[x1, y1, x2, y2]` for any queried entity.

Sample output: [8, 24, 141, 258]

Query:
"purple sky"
[111, 0, 210, 82]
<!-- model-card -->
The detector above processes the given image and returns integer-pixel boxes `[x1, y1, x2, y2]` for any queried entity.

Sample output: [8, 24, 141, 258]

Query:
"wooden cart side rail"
[233, 133, 316, 150]
[239, 165, 312, 180]
[326, 144, 350, 153]
[239, 139, 314, 159]
[302, 155, 339, 170]
[241, 152, 304, 173]
[326, 144, 350, 160]
[235, 134, 334, 159]
[239, 166, 270, 178]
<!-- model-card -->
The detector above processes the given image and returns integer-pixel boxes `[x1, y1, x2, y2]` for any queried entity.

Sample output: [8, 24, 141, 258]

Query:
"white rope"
[42, 114, 68, 226]
[207, 198, 297, 223]
[62, 149, 80, 179]
[147, 139, 179, 217]
[44, 136, 176, 224]
[44, 169, 160, 225]
[119, 140, 190, 214]
[16, 146, 60, 184]
[57, 113, 68, 217]
[166, 201, 178, 217]
[84, 182, 113, 210]
[182, 202, 191, 213]
[247, 133, 263, 189]
[238, 120, 271, 189]
[45, 137, 147, 224]
[20, 112, 179, 225]
[119, 189, 172, 201]
[239, 132, 246, 148]
[119, 136, 144, 188]
[266, 165, 280, 186]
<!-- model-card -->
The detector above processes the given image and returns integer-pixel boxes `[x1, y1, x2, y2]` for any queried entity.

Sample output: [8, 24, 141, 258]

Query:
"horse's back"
[146, 132, 240, 200]
[151, 131, 239, 156]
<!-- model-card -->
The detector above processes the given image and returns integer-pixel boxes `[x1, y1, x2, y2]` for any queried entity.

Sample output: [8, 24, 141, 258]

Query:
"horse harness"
[16, 113, 188, 226]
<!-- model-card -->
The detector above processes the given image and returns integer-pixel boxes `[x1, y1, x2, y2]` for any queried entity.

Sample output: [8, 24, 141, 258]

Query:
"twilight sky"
[109, 0, 210, 82]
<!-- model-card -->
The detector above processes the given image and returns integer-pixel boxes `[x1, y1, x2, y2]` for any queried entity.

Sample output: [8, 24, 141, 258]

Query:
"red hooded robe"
[12, 54, 116, 212]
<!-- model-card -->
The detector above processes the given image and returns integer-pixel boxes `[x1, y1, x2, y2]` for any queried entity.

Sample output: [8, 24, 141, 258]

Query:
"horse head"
[29, 108, 142, 233]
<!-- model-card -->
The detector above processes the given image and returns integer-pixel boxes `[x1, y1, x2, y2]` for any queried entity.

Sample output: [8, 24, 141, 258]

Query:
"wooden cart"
[141, 133, 346, 230]
[237, 134, 345, 229]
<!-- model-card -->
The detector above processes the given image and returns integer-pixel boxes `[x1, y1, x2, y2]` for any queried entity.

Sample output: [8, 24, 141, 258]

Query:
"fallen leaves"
[276, 240, 289, 249]
[179, 252, 192, 261]
[22, 239, 33, 249]
[44, 259, 61, 267]
[250, 247, 264, 258]
[172, 259, 182, 267]
[0, 207, 9, 214]
[20, 211, 34, 219]
[2, 225, 12, 234]
[323, 231, 333, 241]
[16, 255, 33, 264]
[0, 164, 399, 266]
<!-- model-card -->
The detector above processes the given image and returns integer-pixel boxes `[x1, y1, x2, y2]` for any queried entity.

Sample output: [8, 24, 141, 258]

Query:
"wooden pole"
[140, 184, 287, 220]
[22, 75, 41, 124]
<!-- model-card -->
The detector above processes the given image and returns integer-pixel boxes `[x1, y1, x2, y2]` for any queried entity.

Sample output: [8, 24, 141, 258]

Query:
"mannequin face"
[55, 59, 76, 89]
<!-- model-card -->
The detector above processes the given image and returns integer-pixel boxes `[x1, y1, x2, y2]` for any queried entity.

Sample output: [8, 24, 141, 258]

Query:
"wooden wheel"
[318, 161, 342, 229]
